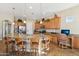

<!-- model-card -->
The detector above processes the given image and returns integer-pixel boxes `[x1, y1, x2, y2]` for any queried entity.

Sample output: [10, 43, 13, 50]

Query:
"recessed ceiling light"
[24, 21, 26, 23]
[29, 6, 32, 9]
[40, 20, 43, 24]
[12, 22, 15, 25]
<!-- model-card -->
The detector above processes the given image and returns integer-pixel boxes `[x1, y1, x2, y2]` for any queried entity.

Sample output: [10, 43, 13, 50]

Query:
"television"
[61, 29, 70, 35]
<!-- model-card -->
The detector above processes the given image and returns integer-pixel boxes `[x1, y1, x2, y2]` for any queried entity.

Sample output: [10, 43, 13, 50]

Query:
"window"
[65, 16, 75, 23]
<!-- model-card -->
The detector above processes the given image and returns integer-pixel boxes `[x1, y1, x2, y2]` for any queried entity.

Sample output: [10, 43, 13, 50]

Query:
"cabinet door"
[35, 23, 41, 30]
[52, 36, 58, 44]
[73, 37, 79, 48]
[50, 19, 55, 29]
[43, 22, 47, 29]
[44, 21, 54, 29]
[45, 22, 51, 29]
[54, 17, 60, 29]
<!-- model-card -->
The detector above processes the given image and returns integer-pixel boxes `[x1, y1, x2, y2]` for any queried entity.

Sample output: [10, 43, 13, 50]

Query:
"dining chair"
[30, 37, 39, 56]
[57, 34, 70, 48]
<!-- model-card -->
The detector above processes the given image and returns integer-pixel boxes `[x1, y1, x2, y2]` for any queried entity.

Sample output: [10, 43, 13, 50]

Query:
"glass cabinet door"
[2, 20, 11, 38]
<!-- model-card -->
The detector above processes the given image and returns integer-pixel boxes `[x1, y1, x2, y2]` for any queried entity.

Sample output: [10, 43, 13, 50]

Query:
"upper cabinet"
[53, 16, 60, 29]
[35, 14, 61, 30]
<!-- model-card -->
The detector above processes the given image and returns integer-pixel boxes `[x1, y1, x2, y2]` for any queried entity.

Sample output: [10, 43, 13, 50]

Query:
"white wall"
[0, 3, 78, 20]
[58, 5, 79, 34]
[26, 20, 35, 35]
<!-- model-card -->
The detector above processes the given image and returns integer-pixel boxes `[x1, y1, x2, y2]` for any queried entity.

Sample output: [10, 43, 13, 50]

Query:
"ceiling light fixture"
[12, 22, 15, 25]
[29, 6, 32, 9]
[24, 21, 26, 23]
[40, 20, 43, 24]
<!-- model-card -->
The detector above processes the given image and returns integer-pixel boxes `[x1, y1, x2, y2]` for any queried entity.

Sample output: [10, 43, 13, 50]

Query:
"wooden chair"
[57, 34, 70, 48]
[15, 37, 26, 56]
[3, 37, 13, 55]
[30, 38, 39, 56]
[42, 37, 50, 50]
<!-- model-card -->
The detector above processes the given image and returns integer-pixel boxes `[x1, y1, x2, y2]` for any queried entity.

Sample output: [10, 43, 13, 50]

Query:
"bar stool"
[30, 38, 39, 56]
[4, 37, 12, 55]
[15, 36, 26, 56]
[57, 34, 69, 48]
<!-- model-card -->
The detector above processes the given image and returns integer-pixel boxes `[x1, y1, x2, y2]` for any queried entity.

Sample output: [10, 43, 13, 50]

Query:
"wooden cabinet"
[35, 17, 60, 30]
[72, 36, 79, 48]
[35, 23, 41, 30]
[54, 17, 60, 29]
[50, 19, 55, 29]
[45, 22, 52, 29]
[69, 35, 79, 49]
[52, 36, 58, 44]
[0, 40, 6, 53]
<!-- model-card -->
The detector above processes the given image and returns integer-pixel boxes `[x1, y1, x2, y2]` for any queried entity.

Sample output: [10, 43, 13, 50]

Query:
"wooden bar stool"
[30, 38, 39, 56]
[57, 34, 69, 48]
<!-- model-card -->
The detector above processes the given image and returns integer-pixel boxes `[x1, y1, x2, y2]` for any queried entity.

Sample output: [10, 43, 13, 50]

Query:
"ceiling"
[0, 3, 78, 20]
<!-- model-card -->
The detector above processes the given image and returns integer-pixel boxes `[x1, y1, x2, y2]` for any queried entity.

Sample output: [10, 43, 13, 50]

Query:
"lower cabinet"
[52, 36, 58, 44]
[73, 36, 79, 48]
[0, 40, 6, 53]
